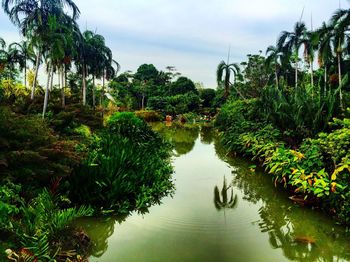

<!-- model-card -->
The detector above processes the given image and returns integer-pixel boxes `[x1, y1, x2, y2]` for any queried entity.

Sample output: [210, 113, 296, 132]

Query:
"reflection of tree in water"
[214, 176, 238, 211]
[78, 205, 154, 257]
[214, 176, 238, 223]
[151, 122, 199, 156]
[77, 216, 117, 257]
[200, 125, 214, 144]
[214, 138, 350, 262]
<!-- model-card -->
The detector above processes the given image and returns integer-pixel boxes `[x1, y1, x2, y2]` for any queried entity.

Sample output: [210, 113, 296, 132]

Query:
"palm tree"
[214, 177, 238, 221]
[2, 0, 80, 100]
[0, 37, 5, 48]
[330, 8, 350, 105]
[216, 61, 241, 99]
[0, 37, 7, 73]
[8, 40, 34, 88]
[78, 30, 119, 107]
[315, 22, 334, 94]
[2, 0, 80, 28]
[301, 30, 317, 89]
[265, 45, 282, 89]
[277, 22, 307, 88]
[41, 14, 73, 118]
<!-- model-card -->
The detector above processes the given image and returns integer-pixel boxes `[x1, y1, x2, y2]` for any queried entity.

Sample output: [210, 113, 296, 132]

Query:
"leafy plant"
[70, 112, 174, 212]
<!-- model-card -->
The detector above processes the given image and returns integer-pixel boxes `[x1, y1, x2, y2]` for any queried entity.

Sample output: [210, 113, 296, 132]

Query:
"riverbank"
[215, 98, 350, 225]
[0, 105, 174, 261]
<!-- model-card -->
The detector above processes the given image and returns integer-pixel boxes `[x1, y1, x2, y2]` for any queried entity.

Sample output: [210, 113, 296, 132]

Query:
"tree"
[315, 22, 334, 93]
[301, 30, 317, 89]
[2, 0, 81, 100]
[8, 41, 34, 88]
[216, 61, 242, 99]
[0, 37, 7, 74]
[240, 52, 269, 97]
[78, 30, 118, 107]
[265, 45, 283, 89]
[41, 15, 72, 118]
[170, 76, 197, 95]
[277, 21, 307, 88]
[134, 64, 159, 82]
[199, 88, 216, 108]
[330, 8, 350, 105]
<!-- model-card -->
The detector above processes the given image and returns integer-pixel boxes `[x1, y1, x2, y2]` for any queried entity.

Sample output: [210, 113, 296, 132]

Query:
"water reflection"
[77, 124, 350, 261]
[215, 141, 350, 261]
[151, 122, 199, 156]
[200, 125, 215, 144]
[213, 176, 238, 212]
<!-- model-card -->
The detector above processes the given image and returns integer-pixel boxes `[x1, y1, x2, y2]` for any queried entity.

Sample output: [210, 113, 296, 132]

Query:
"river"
[77, 123, 350, 262]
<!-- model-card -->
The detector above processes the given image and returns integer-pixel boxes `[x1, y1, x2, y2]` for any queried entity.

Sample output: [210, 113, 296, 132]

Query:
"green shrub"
[257, 85, 340, 139]
[135, 110, 162, 122]
[70, 112, 174, 212]
[0, 107, 81, 191]
[0, 182, 24, 232]
[73, 124, 92, 138]
[19, 189, 93, 261]
[215, 98, 259, 132]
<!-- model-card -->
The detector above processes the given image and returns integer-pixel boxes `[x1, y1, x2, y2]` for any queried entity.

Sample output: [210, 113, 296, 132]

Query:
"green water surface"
[77, 123, 350, 262]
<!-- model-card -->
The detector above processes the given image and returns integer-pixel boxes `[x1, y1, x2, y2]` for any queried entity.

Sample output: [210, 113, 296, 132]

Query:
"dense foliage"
[214, 7, 350, 225]
[69, 112, 174, 212]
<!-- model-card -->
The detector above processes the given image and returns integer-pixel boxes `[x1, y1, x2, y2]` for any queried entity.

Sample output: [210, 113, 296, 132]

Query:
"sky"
[0, 0, 348, 88]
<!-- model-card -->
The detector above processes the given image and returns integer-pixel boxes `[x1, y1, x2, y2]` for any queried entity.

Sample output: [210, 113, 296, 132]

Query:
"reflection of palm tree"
[214, 177, 238, 222]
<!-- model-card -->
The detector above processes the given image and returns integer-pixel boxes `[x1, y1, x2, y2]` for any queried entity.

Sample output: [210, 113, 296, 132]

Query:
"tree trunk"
[31, 50, 41, 100]
[64, 67, 67, 88]
[58, 70, 61, 89]
[61, 66, 65, 108]
[42, 64, 52, 119]
[92, 75, 96, 108]
[24, 59, 27, 88]
[141, 93, 145, 110]
[295, 62, 298, 89]
[102, 70, 105, 103]
[310, 61, 314, 89]
[50, 68, 54, 92]
[324, 66, 327, 96]
[224, 71, 230, 99]
[101, 70, 105, 122]
[82, 64, 86, 106]
[275, 67, 279, 90]
[338, 52, 342, 106]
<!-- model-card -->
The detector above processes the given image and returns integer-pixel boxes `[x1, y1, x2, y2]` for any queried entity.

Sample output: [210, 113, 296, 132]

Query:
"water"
[77, 123, 350, 261]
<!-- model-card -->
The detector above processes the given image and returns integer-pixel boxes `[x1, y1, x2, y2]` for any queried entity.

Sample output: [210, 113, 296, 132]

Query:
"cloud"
[0, 0, 348, 87]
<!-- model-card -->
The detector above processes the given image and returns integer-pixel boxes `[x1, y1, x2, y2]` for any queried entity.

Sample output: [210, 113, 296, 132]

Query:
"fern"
[20, 189, 93, 260]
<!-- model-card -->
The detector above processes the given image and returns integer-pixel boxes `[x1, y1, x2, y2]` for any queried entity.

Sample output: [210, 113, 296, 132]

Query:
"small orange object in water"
[166, 115, 172, 122]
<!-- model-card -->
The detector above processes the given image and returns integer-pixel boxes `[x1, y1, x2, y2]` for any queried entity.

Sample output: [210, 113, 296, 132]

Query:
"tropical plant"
[216, 60, 241, 99]
[2, 0, 80, 100]
[329, 8, 350, 105]
[314, 22, 334, 94]
[69, 112, 174, 212]
[265, 45, 283, 88]
[277, 21, 307, 88]
[8, 41, 34, 88]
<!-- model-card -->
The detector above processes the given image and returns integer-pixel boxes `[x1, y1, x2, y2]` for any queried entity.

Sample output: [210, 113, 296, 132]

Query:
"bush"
[70, 112, 174, 212]
[0, 107, 82, 191]
[215, 98, 259, 132]
[216, 100, 350, 224]
[257, 85, 340, 139]
[135, 110, 162, 122]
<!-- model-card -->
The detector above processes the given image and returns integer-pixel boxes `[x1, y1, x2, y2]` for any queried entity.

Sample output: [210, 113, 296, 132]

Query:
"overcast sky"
[0, 0, 348, 88]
